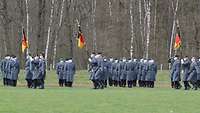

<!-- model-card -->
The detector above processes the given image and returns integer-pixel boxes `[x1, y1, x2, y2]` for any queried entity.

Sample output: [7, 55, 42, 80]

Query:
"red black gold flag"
[174, 29, 181, 50]
[22, 29, 29, 53]
[77, 27, 85, 49]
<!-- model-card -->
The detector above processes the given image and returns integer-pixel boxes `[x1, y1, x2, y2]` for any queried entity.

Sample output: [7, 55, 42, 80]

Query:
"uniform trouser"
[3, 78, 6, 86]
[59, 79, 64, 87]
[133, 80, 137, 87]
[197, 80, 200, 88]
[104, 80, 107, 87]
[11, 80, 17, 87]
[108, 78, 113, 86]
[32, 79, 38, 89]
[26, 79, 32, 88]
[149, 81, 154, 88]
[127, 81, 133, 88]
[138, 80, 145, 87]
[91, 80, 98, 89]
[38, 79, 45, 89]
[174, 81, 181, 89]
[190, 81, 198, 90]
[7, 79, 11, 86]
[122, 79, 126, 87]
[65, 81, 73, 87]
[183, 81, 190, 90]
[114, 80, 119, 87]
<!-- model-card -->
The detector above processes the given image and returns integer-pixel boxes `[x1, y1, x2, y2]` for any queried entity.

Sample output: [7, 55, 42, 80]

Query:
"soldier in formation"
[88, 52, 158, 89]
[170, 55, 200, 90]
[0, 55, 20, 87]
[24, 53, 46, 89]
[56, 58, 76, 87]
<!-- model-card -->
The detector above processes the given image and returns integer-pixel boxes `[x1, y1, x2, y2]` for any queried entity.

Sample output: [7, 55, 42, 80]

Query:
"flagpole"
[25, 0, 29, 56]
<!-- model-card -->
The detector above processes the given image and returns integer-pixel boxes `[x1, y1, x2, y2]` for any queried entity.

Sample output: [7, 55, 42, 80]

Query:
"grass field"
[0, 70, 200, 113]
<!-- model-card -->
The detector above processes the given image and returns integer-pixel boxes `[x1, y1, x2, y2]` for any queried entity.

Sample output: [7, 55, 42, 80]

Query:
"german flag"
[22, 29, 29, 53]
[77, 27, 85, 49]
[174, 29, 181, 50]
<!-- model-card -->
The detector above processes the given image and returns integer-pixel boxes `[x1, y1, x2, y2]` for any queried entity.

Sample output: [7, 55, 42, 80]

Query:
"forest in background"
[0, 0, 200, 69]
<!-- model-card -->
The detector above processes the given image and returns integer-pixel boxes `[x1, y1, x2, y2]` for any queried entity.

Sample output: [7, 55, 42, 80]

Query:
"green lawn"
[0, 70, 199, 113]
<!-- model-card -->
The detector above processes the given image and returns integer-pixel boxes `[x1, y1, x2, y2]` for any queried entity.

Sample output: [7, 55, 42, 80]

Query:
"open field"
[0, 70, 200, 113]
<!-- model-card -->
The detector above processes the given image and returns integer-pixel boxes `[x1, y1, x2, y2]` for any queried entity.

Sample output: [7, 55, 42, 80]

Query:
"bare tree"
[45, 0, 55, 69]
[52, 0, 65, 69]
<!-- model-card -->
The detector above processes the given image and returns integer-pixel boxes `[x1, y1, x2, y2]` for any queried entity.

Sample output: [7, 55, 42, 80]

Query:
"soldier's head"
[191, 57, 196, 62]
[91, 52, 96, 58]
[59, 58, 64, 62]
[68, 58, 73, 63]
[140, 59, 144, 63]
[174, 55, 179, 60]
[115, 59, 118, 63]
[109, 58, 114, 62]
[39, 53, 45, 59]
[122, 57, 126, 62]
[103, 58, 107, 62]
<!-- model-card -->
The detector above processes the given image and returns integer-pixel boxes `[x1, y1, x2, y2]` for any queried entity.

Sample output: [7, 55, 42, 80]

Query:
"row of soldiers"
[0, 55, 20, 87]
[88, 53, 158, 89]
[56, 58, 76, 87]
[170, 55, 200, 90]
[25, 54, 46, 89]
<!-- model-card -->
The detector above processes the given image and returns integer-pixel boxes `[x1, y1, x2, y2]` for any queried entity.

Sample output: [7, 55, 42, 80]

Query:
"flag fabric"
[22, 29, 28, 53]
[77, 28, 85, 49]
[174, 31, 181, 50]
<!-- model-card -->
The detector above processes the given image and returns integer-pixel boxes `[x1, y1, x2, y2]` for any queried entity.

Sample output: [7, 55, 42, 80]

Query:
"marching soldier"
[95, 53, 104, 89]
[88, 53, 99, 89]
[181, 56, 191, 90]
[108, 58, 114, 86]
[10, 56, 20, 87]
[137, 59, 143, 87]
[188, 57, 198, 90]
[141, 59, 148, 87]
[0, 56, 7, 85]
[119, 58, 127, 87]
[38, 54, 46, 89]
[25, 55, 33, 88]
[126, 59, 134, 88]
[102, 58, 109, 88]
[31, 55, 40, 89]
[65, 58, 76, 87]
[56, 58, 65, 87]
[196, 58, 200, 88]
[146, 59, 157, 88]
[112, 59, 119, 87]
[6, 56, 12, 86]
[171, 55, 182, 89]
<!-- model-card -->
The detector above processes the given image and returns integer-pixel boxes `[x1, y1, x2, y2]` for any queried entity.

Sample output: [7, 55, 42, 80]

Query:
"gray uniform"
[120, 62, 127, 80]
[188, 61, 197, 82]
[0, 59, 6, 79]
[56, 61, 65, 80]
[11, 59, 20, 81]
[141, 62, 148, 81]
[25, 59, 33, 80]
[6, 59, 12, 81]
[95, 58, 104, 80]
[126, 62, 134, 81]
[182, 59, 190, 81]
[196, 60, 200, 81]
[146, 62, 157, 81]
[31, 59, 40, 80]
[137, 62, 143, 81]
[171, 60, 181, 82]
[66, 62, 75, 82]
